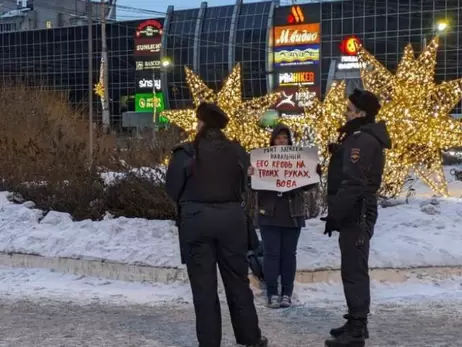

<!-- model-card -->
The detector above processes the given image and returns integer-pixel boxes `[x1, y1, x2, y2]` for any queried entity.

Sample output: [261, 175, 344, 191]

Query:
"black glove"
[316, 164, 322, 176]
[320, 215, 339, 237]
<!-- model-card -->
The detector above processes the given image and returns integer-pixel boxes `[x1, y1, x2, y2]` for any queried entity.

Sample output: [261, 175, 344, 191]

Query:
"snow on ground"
[0, 165, 461, 271]
[100, 167, 165, 185]
[1, 266, 461, 308]
[0, 266, 191, 306]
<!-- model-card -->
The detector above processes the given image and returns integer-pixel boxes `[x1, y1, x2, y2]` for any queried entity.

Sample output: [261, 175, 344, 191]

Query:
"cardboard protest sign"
[250, 146, 319, 192]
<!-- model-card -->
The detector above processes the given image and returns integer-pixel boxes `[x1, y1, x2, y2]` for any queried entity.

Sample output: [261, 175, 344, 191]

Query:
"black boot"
[246, 336, 268, 347]
[330, 314, 369, 339]
[325, 318, 367, 347]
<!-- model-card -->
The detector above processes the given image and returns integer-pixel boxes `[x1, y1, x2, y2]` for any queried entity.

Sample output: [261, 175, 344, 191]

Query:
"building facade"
[0, 0, 460, 129]
[0, 0, 115, 32]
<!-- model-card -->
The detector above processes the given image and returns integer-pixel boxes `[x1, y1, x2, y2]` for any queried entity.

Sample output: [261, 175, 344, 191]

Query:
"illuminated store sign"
[337, 56, 365, 70]
[274, 23, 320, 47]
[274, 45, 320, 67]
[135, 92, 165, 113]
[278, 72, 315, 86]
[275, 88, 317, 110]
[337, 36, 364, 70]
[340, 36, 360, 56]
[135, 39, 161, 54]
[136, 60, 161, 70]
[136, 19, 163, 38]
[287, 6, 305, 24]
[138, 78, 161, 90]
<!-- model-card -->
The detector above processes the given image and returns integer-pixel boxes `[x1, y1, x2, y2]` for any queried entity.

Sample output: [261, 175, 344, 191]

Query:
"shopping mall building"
[0, 0, 460, 129]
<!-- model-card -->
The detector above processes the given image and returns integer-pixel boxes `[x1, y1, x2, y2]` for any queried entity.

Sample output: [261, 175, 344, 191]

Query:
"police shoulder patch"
[350, 148, 360, 163]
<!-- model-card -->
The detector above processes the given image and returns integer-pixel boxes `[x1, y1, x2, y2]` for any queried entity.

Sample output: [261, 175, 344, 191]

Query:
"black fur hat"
[349, 89, 381, 121]
[196, 102, 229, 129]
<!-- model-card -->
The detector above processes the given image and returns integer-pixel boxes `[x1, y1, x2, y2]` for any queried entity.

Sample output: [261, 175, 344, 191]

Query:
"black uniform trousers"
[181, 202, 261, 347]
[338, 224, 371, 319]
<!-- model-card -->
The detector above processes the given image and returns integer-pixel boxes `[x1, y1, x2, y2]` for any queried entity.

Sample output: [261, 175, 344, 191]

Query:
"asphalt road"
[0, 295, 460, 347]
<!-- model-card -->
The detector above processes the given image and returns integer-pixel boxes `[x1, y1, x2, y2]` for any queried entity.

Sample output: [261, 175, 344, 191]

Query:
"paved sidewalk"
[0, 296, 460, 347]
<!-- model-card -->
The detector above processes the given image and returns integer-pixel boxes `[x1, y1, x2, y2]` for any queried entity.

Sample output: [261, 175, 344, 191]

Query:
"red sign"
[340, 36, 361, 56]
[136, 19, 163, 38]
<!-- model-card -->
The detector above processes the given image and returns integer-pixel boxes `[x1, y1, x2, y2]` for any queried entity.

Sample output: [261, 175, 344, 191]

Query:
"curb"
[1, 252, 462, 286]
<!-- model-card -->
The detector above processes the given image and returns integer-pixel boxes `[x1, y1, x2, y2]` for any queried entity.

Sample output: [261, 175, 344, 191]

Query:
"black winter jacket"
[327, 118, 392, 234]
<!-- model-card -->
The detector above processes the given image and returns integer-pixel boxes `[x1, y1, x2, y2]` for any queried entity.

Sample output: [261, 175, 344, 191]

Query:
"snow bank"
[0, 193, 183, 268]
[295, 274, 462, 307]
[1, 266, 461, 307]
[0, 166, 462, 271]
[0, 266, 191, 305]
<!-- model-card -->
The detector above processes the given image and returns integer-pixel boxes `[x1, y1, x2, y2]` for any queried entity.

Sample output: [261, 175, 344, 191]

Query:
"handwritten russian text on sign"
[250, 146, 319, 192]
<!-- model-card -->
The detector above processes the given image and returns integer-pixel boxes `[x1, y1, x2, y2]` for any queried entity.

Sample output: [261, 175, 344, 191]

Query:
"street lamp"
[161, 57, 172, 68]
[423, 21, 449, 48]
[436, 21, 449, 33]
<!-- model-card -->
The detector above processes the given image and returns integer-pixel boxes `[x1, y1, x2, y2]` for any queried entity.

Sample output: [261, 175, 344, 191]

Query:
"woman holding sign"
[248, 123, 318, 309]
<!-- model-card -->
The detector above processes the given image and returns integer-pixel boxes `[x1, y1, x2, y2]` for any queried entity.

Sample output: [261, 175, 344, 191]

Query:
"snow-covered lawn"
[0, 166, 461, 271]
[1, 266, 461, 307]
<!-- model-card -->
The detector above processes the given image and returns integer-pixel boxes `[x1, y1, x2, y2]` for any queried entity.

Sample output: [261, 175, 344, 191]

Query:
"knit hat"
[196, 102, 229, 129]
[348, 89, 381, 121]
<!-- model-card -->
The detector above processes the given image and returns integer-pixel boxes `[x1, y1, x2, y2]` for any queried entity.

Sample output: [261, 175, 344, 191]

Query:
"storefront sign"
[275, 88, 317, 110]
[337, 56, 365, 70]
[136, 19, 162, 38]
[136, 60, 161, 70]
[287, 5, 305, 24]
[340, 36, 361, 56]
[135, 38, 161, 55]
[250, 146, 319, 192]
[135, 92, 165, 113]
[278, 72, 315, 86]
[137, 78, 161, 90]
[274, 44, 320, 67]
[274, 23, 320, 47]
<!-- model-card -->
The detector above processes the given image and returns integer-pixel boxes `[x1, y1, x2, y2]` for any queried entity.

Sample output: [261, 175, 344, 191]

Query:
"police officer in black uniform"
[165, 102, 267, 347]
[322, 89, 391, 347]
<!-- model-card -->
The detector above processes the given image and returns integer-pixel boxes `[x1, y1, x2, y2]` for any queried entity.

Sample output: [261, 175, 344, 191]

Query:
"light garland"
[162, 64, 280, 151]
[283, 81, 348, 173]
[356, 36, 462, 197]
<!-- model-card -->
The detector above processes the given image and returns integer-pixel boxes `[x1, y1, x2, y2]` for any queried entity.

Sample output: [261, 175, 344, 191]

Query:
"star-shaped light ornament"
[162, 64, 280, 151]
[282, 81, 348, 174]
[94, 81, 104, 98]
[356, 36, 462, 197]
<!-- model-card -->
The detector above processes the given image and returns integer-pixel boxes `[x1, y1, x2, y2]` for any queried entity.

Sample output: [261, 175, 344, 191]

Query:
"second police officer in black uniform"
[165, 102, 267, 347]
[321, 89, 391, 347]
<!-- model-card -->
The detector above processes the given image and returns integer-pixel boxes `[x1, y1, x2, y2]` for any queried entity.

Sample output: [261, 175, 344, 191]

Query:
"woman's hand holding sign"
[248, 166, 255, 176]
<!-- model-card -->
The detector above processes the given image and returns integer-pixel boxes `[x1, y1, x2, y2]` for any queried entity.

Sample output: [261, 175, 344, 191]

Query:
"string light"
[356, 36, 462, 197]
[162, 64, 280, 151]
[283, 81, 348, 173]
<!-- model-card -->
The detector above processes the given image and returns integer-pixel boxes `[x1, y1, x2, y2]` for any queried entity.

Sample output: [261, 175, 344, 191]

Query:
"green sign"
[135, 92, 165, 113]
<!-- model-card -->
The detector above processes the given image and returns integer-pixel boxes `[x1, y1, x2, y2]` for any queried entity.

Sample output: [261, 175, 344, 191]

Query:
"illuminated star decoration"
[356, 36, 462, 197]
[161, 64, 280, 151]
[94, 57, 105, 103]
[282, 81, 348, 174]
[94, 81, 104, 98]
